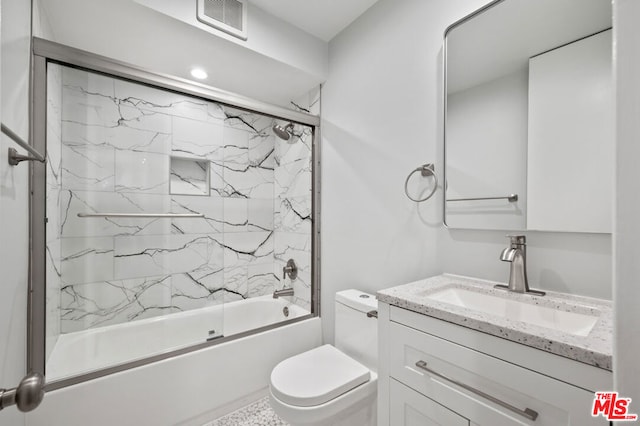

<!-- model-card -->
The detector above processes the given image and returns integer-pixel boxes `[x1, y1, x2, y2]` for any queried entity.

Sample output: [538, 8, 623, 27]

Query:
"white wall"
[0, 0, 31, 423]
[321, 0, 490, 345]
[37, 0, 327, 107]
[133, 0, 327, 81]
[440, 230, 611, 298]
[613, 0, 640, 406]
[321, 0, 613, 347]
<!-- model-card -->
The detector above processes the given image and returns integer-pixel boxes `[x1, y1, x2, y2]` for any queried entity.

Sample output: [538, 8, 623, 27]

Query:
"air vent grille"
[203, 0, 225, 23]
[197, 0, 247, 40]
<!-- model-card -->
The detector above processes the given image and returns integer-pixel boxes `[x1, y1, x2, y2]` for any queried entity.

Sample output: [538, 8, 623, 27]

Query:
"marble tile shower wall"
[51, 66, 313, 333]
[272, 88, 319, 310]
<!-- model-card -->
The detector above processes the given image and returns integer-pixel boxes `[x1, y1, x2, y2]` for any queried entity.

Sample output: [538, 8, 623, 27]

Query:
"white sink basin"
[426, 287, 599, 337]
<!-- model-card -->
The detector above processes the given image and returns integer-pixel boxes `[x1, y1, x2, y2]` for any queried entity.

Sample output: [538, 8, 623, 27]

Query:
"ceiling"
[248, 0, 379, 41]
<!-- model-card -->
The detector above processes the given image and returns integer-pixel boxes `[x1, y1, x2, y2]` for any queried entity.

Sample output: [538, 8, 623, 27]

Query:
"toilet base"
[269, 374, 377, 426]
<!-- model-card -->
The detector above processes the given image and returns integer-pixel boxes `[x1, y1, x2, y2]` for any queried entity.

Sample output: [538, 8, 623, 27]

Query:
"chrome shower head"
[272, 123, 294, 141]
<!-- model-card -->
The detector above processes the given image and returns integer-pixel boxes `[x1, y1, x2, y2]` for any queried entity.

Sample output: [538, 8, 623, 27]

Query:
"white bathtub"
[29, 311, 321, 426]
[46, 295, 309, 381]
[30, 296, 320, 426]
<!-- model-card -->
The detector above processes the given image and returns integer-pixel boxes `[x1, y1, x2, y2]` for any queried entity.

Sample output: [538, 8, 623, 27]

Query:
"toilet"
[269, 290, 378, 426]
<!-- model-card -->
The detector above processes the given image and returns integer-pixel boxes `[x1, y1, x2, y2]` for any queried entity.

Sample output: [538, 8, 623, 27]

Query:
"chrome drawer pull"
[415, 360, 538, 421]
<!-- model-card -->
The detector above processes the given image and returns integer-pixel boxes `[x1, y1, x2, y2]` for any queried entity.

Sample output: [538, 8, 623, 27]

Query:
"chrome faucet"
[495, 235, 545, 296]
[273, 287, 294, 299]
[274, 259, 297, 298]
[282, 259, 298, 281]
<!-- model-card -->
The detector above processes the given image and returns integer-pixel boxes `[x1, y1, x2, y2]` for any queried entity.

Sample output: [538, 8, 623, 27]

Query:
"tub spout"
[273, 288, 294, 299]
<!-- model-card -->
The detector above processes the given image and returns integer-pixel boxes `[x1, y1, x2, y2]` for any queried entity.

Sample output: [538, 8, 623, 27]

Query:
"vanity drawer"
[390, 378, 469, 426]
[389, 321, 604, 426]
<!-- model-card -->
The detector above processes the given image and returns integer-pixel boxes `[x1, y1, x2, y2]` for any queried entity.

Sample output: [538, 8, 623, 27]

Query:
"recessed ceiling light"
[190, 68, 208, 80]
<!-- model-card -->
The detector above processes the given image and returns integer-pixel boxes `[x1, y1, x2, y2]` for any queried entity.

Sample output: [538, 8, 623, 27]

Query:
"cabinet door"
[390, 379, 469, 426]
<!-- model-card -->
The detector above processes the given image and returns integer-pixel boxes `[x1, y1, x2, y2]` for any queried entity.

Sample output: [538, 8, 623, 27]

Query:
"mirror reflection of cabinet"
[527, 30, 612, 233]
[443, 0, 612, 232]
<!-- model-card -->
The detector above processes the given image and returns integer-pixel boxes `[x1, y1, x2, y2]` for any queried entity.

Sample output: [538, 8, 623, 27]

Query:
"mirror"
[443, 0, 612, 233]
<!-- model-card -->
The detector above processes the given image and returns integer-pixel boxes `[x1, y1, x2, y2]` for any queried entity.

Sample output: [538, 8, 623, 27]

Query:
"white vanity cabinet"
[378, 303, 612, 426]
[390, 379, 469, 426]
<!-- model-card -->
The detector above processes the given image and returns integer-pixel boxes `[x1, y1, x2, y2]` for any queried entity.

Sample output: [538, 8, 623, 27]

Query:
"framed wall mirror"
[443, 0, 612, 233]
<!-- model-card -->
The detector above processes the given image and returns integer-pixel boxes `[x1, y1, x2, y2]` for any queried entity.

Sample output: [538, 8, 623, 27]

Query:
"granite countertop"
[377, 274, 613, 371]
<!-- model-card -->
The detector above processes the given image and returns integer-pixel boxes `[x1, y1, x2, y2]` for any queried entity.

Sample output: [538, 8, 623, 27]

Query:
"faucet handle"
[505, 235, 526, 245]
[282, 259, 298, 280]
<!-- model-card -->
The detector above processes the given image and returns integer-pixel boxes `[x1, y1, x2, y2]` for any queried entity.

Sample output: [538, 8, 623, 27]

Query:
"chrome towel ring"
[404, 163, 438, 202]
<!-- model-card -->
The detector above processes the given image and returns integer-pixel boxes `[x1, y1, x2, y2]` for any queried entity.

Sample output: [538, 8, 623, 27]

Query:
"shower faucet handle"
[282, 259, 298, 280]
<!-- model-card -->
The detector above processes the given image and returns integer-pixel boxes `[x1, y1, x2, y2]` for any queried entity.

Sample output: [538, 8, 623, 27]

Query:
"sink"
[426, 287, 599, 337]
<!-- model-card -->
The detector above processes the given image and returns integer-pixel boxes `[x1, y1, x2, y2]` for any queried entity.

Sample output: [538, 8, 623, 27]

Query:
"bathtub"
[47, 295, 310, 381]
[30, 296, 321, 426]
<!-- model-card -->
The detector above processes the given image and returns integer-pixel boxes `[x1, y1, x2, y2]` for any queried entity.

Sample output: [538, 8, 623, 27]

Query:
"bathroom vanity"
[376, 274, 612, 425]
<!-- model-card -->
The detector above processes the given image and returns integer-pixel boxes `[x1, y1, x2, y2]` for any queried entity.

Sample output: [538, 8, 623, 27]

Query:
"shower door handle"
[0, 372, 45, 412]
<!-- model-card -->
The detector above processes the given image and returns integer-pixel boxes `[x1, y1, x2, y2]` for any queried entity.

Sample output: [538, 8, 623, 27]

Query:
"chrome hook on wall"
[1, 123, 46, 166]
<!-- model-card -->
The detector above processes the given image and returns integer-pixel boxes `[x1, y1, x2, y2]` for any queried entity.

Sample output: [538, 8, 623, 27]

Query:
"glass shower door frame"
[28, 37, 321, 391]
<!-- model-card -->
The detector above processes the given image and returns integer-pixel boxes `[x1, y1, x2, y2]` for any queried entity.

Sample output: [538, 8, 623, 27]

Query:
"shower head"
[272, 123, 294, 141]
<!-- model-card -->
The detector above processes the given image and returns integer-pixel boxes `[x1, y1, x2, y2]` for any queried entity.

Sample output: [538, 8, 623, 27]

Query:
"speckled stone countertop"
[377, 274, 612, 371]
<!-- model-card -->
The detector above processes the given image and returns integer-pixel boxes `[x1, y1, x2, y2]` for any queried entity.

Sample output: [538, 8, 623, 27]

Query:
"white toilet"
[269, 289, 378, 426]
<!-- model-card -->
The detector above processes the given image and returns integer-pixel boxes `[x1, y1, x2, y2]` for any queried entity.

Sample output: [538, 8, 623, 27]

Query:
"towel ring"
[404, 163, 438, 202]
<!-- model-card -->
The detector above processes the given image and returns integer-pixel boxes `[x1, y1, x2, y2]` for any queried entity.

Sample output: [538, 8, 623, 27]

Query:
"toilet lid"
[270, 344, 371, 407]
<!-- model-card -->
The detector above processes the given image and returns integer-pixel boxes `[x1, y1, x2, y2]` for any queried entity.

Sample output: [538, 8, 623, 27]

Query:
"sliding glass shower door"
[44, 62, 315, 382]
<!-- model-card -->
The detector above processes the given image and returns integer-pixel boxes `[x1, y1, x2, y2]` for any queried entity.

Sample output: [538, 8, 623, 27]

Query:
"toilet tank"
[334, 289, 378, 371]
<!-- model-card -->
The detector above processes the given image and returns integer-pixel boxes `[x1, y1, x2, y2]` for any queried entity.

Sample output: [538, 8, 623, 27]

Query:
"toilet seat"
[270, 344, 370, 407]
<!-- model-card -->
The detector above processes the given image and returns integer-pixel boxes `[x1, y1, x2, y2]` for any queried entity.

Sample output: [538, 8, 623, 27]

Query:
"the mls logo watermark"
[592, 392, 638, 421]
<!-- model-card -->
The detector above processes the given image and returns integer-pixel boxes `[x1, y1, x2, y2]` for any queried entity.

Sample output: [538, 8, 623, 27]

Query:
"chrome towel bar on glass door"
[446, 194, 518, 202]
[77, 213, 205, 218]
[1, 123, 46, 165]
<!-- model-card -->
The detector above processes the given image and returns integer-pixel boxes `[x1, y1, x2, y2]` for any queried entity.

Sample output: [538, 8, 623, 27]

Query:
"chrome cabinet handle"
[415, 360, 538, 421]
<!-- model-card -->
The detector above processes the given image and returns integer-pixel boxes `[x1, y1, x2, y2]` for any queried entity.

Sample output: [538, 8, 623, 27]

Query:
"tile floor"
[211, 396, 288, 426]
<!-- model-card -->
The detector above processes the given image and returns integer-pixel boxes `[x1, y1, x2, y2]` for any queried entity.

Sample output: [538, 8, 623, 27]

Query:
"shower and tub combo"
[16, 38, 322, 423]
[4, 32, 380, 426]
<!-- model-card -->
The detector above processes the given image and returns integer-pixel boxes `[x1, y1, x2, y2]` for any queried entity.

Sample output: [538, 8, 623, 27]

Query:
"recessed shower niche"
[170, 156, 210, 196]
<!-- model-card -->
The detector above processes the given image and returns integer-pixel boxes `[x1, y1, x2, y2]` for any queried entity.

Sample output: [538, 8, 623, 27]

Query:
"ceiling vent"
[197, 0, 248, 41]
